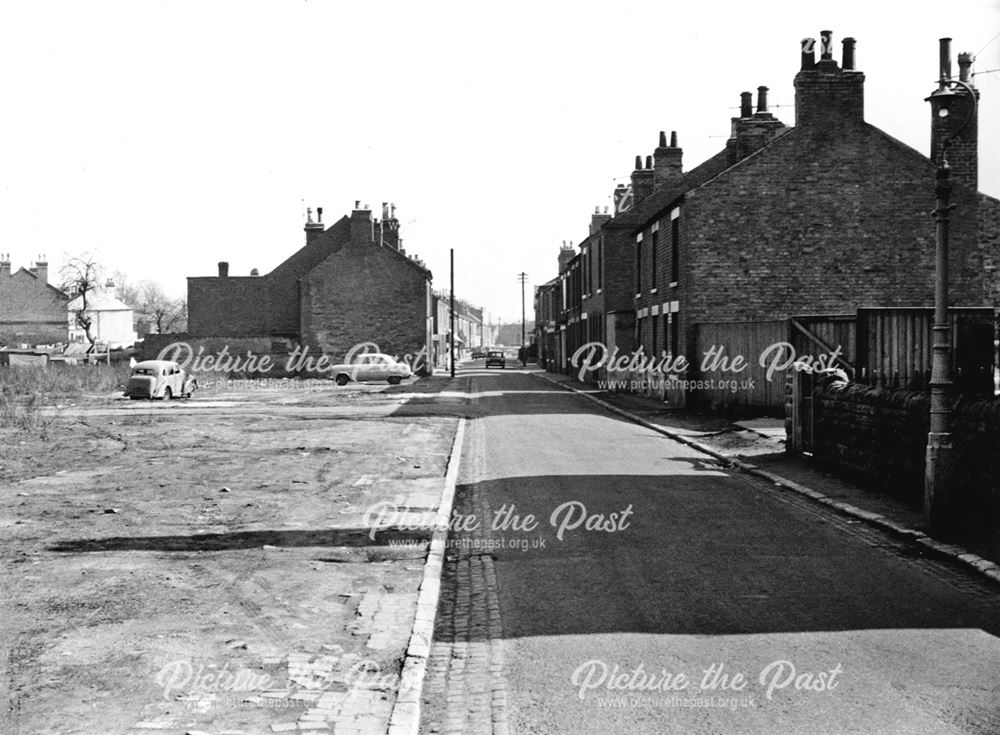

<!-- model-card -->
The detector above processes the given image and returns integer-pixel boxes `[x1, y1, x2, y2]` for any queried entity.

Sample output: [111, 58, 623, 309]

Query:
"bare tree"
[112, 270, 141, 309]
[60, 254, 103, 347]
[139, 281, 187, 334]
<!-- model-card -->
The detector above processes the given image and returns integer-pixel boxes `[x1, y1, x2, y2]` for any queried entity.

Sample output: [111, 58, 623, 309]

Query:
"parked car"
[125, 360, 194, 400]
[471, 350, 486, 359]
[329, 353, 412, 385]
[485, 350, 506, 369]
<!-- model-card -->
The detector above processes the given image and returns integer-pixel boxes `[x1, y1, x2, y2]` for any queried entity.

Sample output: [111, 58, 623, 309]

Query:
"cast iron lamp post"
[923, 69, 977, 535]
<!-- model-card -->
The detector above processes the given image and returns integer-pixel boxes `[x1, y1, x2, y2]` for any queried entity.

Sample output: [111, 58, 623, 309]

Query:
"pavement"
[535, 369, 1000, 582]
[417, 365, 1000, 735]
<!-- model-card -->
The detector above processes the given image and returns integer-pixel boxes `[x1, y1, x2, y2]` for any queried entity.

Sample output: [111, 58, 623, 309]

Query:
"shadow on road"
[49, 527, 430, 553]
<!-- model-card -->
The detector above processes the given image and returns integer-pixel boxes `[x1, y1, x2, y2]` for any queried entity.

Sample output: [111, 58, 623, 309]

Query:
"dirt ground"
[0, 380, 460, 735]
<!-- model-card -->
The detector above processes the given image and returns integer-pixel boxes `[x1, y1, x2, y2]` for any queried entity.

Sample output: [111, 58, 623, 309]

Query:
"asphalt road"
[448, 367, 1000, 735]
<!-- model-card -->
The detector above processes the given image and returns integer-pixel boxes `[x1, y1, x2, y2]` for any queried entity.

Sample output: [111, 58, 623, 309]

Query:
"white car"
[329, 353, 412, 386]
[125, 360, 195, 400]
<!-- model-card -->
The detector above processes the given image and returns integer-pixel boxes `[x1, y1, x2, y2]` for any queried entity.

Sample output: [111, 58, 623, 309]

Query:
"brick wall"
[812, 383, 1000, 558]
[141, 334, 296, 376]
[980, 193, 1000, 308]
[300, 242, 431, 363]
[187, 276, 268, 337]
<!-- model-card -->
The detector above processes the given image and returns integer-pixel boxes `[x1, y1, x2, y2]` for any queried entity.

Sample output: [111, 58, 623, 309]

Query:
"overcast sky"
[3, 1, 999, 323]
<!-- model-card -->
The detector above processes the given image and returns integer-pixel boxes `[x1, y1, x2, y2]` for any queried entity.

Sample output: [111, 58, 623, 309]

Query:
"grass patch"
[0, 363, 130, 429]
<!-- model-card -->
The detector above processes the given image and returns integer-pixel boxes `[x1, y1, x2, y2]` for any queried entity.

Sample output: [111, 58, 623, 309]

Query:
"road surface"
[421, 367, 1000, 735]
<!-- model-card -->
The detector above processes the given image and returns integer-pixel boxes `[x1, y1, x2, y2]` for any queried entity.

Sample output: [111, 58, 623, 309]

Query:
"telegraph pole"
[450, 249, 455, 379]
[518, 272, 528, 367]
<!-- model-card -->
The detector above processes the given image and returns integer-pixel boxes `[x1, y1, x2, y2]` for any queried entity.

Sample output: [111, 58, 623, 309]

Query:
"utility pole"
[450, 249, 455, 379]
[518, 272, 528, 366]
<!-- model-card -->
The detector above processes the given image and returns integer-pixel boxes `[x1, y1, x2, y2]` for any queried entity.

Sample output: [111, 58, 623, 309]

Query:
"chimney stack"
[728, 89, 784, 165]
[218, 261, 229, 277]
[927, 40, 979, 192]
[0, 253, 10, 278]
[631, 154, 655, 204]
[653, 130, 683, 189]
[383, 201, 401, 250]
[304, 205, 325, 244]
[557, 242, 576, 274]
[794, 29, 866, 128]
[33, 257, 48, 284]
[613, 183, 632, 214]
[350, 202, 374, 246]
[590, 205, 612, 235]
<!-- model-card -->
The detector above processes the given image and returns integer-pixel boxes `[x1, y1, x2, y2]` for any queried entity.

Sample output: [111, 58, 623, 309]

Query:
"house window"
[635, 234, 643, 296]
[670, 207, 680, 285]
[651, 228, 659, 292]
[669, 311, 680, 356]
[597, 237, 603, 289]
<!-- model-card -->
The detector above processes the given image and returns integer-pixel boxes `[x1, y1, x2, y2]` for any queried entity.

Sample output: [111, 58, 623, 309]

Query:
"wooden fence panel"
[693, 320, 787, 409]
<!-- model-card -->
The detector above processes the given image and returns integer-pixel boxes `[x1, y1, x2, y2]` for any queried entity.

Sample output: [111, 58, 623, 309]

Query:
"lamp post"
[923, 67, 977, 535]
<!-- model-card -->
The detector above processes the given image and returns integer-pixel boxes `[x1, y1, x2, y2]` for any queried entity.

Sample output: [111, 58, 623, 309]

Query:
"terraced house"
[540, 31, 1000, 407]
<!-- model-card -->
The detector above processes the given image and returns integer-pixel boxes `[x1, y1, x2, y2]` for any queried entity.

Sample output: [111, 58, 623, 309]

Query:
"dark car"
[471, 350, 486, 359]
[485, 350, 505, 369]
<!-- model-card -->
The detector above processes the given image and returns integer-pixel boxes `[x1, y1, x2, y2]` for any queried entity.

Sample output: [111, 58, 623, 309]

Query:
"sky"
[2, 1, 999, 323]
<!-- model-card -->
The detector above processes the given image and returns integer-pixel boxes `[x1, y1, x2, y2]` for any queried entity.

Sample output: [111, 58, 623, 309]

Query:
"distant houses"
[0, 256, 68, 344]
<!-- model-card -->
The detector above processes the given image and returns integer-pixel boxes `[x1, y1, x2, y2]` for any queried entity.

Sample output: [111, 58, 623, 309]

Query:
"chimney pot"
[669, 131, 677, 147]
[740, 91, 753, 117]
[355, 200, 360, 209]
[317, 206, 323, 222]
[820, 30, 833, 60]
[658, 130, 667, 147]
[634, 155, 642, 170]
[957, 51, 973, 83]
[306, 207, 313, 223]
[939, 38, 952, 83]
[801, 38, 816, 69]
[842, 37, 856, 70]
[218, 261, 229, 278]
[250, 268, 259, 276]
[756, 85, 769, 113]
[645, 155, 652, 169]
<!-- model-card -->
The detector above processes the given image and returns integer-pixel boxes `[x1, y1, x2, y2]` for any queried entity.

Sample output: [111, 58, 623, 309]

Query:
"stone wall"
[811, 383, 1000, 555]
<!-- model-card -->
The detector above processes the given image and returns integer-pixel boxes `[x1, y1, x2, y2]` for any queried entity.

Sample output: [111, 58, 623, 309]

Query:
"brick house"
[186, 203, 433, 369]
[0, 256, 69, 344]
[541, 32, 1000, 401]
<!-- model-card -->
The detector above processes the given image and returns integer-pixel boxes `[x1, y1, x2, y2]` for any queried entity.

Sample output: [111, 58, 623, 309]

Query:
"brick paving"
[420, 487, 507, 735]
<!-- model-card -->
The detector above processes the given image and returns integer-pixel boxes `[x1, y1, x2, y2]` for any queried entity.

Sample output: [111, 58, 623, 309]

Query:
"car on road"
[485, 350, 506, 369]
[124, 360, 194, 400]
[471, 350, 486, 359]
[329, 353, 412, 386]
